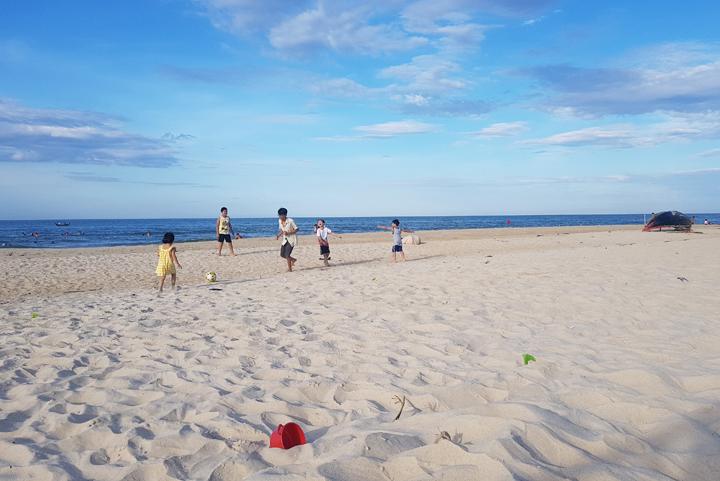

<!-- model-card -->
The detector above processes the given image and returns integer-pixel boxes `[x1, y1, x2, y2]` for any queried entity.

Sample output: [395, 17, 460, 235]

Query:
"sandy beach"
[1, 225, 719, 481]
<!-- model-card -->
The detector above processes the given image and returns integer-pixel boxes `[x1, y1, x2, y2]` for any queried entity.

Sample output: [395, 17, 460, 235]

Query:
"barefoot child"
[377, 219, 414, 262]
[216, 207, 236, 256]
[156, 232, 182, 292]
[314, 219, 341, 267]
[276, 207, 298, 272]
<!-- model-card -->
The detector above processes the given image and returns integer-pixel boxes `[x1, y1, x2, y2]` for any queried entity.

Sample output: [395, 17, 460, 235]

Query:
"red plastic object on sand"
[269, 423, 307, 449]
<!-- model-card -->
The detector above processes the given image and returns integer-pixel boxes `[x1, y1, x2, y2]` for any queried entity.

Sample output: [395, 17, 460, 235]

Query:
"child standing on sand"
[156, 232, 182, 292]
[378, 219, 414, 262]
[216, 207, 236, 256]
[314, 219, 341, 267]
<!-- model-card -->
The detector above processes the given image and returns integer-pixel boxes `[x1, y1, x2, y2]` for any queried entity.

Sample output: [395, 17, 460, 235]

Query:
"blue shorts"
[392, 244, 403, 253]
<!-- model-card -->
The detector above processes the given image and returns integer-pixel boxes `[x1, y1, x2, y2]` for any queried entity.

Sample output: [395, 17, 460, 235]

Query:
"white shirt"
[278, 218, 298, 246]
[316, 226, 332, 241]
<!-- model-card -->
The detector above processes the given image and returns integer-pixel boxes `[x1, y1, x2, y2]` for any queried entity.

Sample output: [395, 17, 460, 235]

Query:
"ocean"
[1, 214, 718, 249]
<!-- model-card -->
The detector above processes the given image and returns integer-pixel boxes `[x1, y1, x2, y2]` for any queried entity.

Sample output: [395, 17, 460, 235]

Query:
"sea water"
[1, 214, 718, 249]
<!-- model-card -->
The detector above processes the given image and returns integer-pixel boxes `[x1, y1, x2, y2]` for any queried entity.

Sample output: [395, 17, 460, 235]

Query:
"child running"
[156, 232, 182, 292]
[314, 219, 341, 267]
[377, 219, 414, 262]
[276, 207, 298, 272]
[216, 207, 236, 256]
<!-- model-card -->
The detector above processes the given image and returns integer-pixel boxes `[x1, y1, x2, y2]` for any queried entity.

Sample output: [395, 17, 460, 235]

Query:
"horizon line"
[2, 211, 718, 222]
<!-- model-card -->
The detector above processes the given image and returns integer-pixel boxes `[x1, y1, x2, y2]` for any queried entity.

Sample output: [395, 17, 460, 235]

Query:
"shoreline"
[0, 223, 642, 253]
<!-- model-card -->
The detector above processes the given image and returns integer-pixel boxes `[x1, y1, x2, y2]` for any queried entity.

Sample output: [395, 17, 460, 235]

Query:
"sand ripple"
[1, 228, 720, 480]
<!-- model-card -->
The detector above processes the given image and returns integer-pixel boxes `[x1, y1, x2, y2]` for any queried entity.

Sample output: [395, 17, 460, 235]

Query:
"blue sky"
[1, 0, 719, 219]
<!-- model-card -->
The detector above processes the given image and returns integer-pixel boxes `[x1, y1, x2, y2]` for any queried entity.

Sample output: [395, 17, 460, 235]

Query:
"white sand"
[1, 226, 719, 480]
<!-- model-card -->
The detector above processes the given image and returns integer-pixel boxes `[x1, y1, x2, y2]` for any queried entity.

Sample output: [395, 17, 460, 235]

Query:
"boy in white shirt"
[314, 219, 341, 267]
[276, 207, 298, 272]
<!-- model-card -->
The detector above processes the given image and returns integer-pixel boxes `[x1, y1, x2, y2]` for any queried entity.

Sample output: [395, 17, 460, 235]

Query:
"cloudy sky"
[1, 0, 719, 219]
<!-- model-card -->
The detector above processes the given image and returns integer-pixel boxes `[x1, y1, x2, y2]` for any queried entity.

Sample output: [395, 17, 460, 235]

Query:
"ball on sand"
[206, 271, 217, 283]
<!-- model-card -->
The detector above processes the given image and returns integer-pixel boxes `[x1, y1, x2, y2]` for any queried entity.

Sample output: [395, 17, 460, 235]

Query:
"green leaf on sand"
[522, 354, 536, 365]
[31, 312, 39, 319]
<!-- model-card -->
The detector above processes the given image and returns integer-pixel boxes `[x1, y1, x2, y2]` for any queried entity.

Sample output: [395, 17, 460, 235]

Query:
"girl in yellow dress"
[156, 232, 182, 292]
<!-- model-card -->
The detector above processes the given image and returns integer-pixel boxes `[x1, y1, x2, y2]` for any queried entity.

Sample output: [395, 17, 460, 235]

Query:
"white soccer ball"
[205, 271, 217, 283]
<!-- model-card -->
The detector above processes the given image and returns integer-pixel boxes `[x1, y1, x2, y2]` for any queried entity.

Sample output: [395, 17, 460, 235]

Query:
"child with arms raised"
[314, 219, 341, 267]
[377, 219, 413, 262]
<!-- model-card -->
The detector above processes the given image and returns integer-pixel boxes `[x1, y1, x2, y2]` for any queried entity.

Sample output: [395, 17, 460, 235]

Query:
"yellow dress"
[156, 245, 176, 276]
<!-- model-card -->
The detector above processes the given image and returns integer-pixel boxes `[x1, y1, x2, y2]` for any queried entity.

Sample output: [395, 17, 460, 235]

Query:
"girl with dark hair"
[156, 232, 182, 292]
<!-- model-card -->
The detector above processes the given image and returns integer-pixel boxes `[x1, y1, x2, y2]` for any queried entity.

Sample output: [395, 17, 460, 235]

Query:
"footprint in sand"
[89, 448, 110, 465]
[132, 426, 155, 440]
[67, 406, 98, 424]
[0, 411, 30, 432]
[49, 403, 67, 414]
[127, 437, 149, 462]
[242, 386, 265, 399]
[238, 356, 256, 371]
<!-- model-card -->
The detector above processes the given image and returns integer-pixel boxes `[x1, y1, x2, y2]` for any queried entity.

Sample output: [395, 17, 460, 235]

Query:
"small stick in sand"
[392, 395, 406, 421]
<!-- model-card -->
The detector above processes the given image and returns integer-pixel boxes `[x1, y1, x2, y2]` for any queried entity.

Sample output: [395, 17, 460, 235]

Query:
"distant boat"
[55, 222, 71, 227]
[642, 211, 692, 232]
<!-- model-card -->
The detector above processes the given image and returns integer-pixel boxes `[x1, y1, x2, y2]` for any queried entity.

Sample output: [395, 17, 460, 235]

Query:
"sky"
[1, 0, 719, 219]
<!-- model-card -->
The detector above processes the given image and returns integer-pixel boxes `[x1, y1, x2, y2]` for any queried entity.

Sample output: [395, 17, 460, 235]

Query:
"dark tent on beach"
[643, 211, 692, 232]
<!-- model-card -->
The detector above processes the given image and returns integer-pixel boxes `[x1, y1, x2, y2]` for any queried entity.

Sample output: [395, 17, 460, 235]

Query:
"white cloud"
[523, 17, 542, 25]
[380, 55, 467, 93]
[308, 71, 494, 116]
[473, 121, 527, 137]
[161, 132, 196, 141]
[198, 0, 554, 56]
[354, 119, 437, 137]
[671, 167, 720, 175]
[403, 94, 430, 106]
[0, 123, 106, 139]
[523, 112, 720, 148]
[401, 2, 489, 49]
[524, 126, 640, 147]
[695, 148, 720, 158]
[309, 77, 384, 98]
[196, 0, 309, 35]
[521, 7, 560, 26]
[400, 0, 549, 45]
[0, 99, 181, 167]
[316, 119, 437, 141]
[193, 0, 553, 116]
[308, 54, 484, 116]
[268, 5, 428, 54]
[525, 42, 720, 116]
